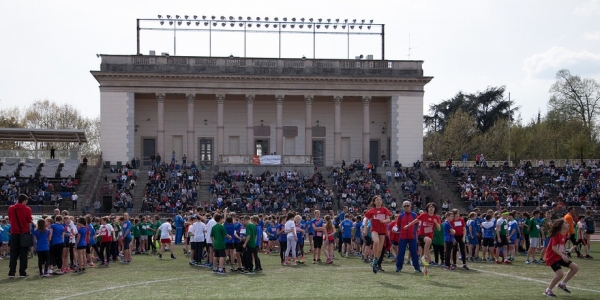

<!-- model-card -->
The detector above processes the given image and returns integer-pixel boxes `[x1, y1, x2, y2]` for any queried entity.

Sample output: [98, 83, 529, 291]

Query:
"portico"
[92, 56, 432, 168]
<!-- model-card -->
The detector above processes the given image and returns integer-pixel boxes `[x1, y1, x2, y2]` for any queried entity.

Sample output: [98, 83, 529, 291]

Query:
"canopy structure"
[0, 128, 87, 143]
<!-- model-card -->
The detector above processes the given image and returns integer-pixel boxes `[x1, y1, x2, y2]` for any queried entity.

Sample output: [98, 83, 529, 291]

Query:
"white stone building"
[91, 55, 432, 169]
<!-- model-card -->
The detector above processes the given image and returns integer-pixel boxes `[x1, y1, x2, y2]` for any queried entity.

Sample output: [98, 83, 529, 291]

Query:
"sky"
[1, 0, 600, 122]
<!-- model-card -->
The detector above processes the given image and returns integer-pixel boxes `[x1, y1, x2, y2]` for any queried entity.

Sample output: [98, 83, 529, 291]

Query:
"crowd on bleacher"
[207, 169, 333, 213]
[440, 158, 600, 212]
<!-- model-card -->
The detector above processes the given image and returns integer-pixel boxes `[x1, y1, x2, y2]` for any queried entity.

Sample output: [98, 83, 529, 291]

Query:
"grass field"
[1, 244, 600, 299]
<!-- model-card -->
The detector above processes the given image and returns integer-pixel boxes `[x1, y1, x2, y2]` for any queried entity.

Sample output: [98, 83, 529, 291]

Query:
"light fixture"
[290, 24, 295, 28]
[204, 22, 209, 26]
[195, 21, 199, 26]
[358, 25, 362, 29]
[325, 25, 329, 29]
[274, 17, 279, 21]
[193, 15, 198, 19]
[256, 17, 260, 21]
[229, 16, 234, 20]
[327, 18, 331, 22]
[176, 15, 180, 19]
[283, 17, 287, 21]
[318, 18, 322, 22]
[282, 24, 286, 28]
[186, 21, 191, 26]
[342, 25, 346, 29]
[169, 21, 173, 25]
[333, 25, 337, 29]
[292, 17, 296, 21]
[221, 22, 225, 27]
[238, 16, 242, 20]
[202, 15, 206, 20]
[265, 23, 269, 28]
[257, 23, 261, 27]
[212, 22, 217, 26]
[166, 15, 171, 19]
[220, 16, 225, 20]
[211, 16, 216, 20]
[230, 23, 234, 27]
[361, 19, 365, 24]
[335, 18, 339, 23]
[350, 25, 354, 29]
[344, 19, 348, 23]
[248, 23, 252, 27]
[367, 25, 371, 30]
[369, 20, 373, 24]
[307, 24, 312, 28]
[299, 24, 303, 28]
[265, 17, 269, 21]
[184, 15, 189, 19]
[160, 21, 164, 25]
[301, 18, 305, 22]
[158, 15, 162, 19]
[302, 55, 306, 60]
[309, 18, 313, 22]
[247, 16, 251, 20]
[352, 19, 356, 23]
[239, 23, 243, 27]
[316, 25, 320, 29]
[177, 21, 182, 25]
[273, 24, 278, 28]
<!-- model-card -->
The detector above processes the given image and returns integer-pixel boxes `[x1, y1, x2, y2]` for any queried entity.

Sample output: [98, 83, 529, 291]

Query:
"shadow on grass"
[425, 280, 465, 289]
[378, 282, 407, 290]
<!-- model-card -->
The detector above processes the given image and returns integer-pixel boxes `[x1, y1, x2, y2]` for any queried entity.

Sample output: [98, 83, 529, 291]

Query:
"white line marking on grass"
[54, 276, 196, 300]
[470, 267, 600, 294]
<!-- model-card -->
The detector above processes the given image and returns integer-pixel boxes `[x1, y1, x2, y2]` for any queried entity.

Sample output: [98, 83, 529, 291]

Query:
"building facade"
[92, 55, 432, 167]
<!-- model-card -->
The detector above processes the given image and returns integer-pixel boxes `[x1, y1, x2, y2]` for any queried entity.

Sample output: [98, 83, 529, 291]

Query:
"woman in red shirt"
[364, 195, 391, 274]
[543, 219, 579, 297]
[403, 203, 440, 266]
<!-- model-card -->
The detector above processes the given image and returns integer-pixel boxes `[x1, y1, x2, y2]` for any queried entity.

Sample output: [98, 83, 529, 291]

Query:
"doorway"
[369, 140, 379, 166]
[312, 140, 325, 167]
[142, 138, 156, 166]
[198, 138, 213, 165]
[172, 135, 183, 163]
[255, 139, 269, 156]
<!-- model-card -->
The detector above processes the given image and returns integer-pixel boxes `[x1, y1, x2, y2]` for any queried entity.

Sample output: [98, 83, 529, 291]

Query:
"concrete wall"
[100, 91, 134, 163]
[391, 94, 424, 166]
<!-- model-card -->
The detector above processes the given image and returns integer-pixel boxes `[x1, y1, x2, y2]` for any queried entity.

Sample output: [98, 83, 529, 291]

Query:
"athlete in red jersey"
[403, 203, 440, 266]
[543, 219, 579, 297]
[364, 196, 391, 274]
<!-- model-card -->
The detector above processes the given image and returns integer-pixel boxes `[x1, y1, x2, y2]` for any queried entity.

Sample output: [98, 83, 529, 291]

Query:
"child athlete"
[543, 219, 579, 297]
[364, 196, 391, 274]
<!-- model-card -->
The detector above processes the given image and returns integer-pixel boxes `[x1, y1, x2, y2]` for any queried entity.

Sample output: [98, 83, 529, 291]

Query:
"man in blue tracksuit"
[174, 212, 185, 245]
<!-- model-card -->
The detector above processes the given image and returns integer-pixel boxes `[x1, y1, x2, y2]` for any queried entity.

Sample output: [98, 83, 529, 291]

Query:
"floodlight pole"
[278, 25, 281, 59]
[313, 25, 316, 59]
[209, 22, 212, 57]
[347, 26, 350, 59]
[173, 21, 177, 56]
[381, 24, 385, 60]
[244, 22, 247, 57]
[137, 19, 141, 55]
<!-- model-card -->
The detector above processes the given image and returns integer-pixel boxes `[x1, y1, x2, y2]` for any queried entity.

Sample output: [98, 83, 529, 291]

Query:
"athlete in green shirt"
[210, 214, 231, 274]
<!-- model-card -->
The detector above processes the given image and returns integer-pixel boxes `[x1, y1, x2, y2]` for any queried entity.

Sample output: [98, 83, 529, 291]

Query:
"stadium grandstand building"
[91, 55, 432, 169]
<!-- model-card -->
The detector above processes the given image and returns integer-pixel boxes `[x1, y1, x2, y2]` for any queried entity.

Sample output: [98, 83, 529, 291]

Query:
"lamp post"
[136, 16, 385, 59]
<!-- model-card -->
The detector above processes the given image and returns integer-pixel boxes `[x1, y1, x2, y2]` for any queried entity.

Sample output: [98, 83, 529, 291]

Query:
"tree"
[0, 103, 23, 150]
[438, 109, 479, 160]
[549, 69, 600, 135]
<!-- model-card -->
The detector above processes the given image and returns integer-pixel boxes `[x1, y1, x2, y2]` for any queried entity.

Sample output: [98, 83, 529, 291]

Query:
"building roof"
[0, 128, 87, 143]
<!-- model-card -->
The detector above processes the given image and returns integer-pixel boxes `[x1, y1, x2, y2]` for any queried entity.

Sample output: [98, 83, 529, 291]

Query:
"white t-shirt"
[68, 221, 78, 243]
[205, 219, 217, 244]
[158, 222, 172, 239]
[285, 220, 296, 238]
[191, 221, 206, 242]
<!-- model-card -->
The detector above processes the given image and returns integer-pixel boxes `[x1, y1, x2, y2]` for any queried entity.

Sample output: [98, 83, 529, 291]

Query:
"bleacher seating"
[60, 159, 79, 178]
[19, 158, 41, 178]
[40, 159, 60, 178]
[0, 158, 19, 177]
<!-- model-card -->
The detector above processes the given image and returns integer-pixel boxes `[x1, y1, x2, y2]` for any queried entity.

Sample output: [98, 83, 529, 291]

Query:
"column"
[304, 95, 314, 156]
[333, 95, 343, 164]
[156, 93, 165, 159]
[186, 93, 195, 164]
[275, 95, 284, 155]
[362, 96, 371, 164]
[246, 94, 255, 155]
[216, 94, 225, 163]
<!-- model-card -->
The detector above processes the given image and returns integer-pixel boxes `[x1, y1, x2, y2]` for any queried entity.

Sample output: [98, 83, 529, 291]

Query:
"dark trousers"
[452, 235, 467, 265]
[396, 238, 420, 272]
[99, 241, 111, 263]
[279, 241, 287, 263]
[110, 241, 118, 260]
[433, 244, 444, 264]
[50, 243, 63, 269]
[37, 250, 50, 275]
[9, 234, 29, 276]
[244, 247, 257, 270]
[445, 241, 454, 267]
[252, 246, 262, 269]
[194, 242, 205, 263]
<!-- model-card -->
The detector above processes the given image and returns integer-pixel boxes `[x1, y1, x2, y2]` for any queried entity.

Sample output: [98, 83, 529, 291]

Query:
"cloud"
[523, 47, 600, 80]
[583, 31, 600, 40]
[572, 0, 600, 16]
